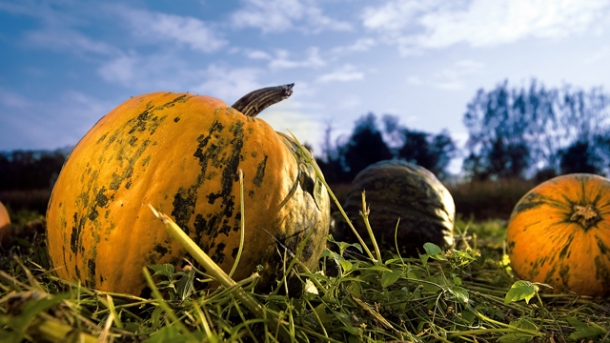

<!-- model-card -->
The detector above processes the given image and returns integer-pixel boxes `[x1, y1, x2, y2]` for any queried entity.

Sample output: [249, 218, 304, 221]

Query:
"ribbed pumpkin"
[506, 173, 610, 297]
[0, 201, 10, 247]
[334, 160, 455, 256]
[46, 84, 330, 296]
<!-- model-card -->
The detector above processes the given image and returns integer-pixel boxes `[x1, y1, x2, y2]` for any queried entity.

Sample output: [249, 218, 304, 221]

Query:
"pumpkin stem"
[570, 204, 599, 229]
[231, 83, 294, 117]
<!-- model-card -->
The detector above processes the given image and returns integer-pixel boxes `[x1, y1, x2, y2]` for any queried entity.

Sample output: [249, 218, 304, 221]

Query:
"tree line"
[0, 150, 67, 191]
[1, 78, 609, 191]
[317, 79, 610, 183]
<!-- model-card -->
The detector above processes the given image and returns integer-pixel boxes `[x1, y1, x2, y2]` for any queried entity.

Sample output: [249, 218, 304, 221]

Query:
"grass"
[1, 211, 609, 342]
[0, 164, 608, 342]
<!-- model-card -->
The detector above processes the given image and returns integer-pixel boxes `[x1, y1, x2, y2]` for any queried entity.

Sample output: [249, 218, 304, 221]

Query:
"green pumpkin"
[334, 160, 455, 256]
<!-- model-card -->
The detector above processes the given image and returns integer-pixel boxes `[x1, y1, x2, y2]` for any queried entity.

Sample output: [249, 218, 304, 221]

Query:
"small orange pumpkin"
[0, 201, 10, 247]
[506, 173, 610, 297]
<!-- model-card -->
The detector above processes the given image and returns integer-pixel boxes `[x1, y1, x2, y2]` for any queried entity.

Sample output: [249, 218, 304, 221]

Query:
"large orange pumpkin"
[46, 85, 330, 296]
[506, 173, 610, 297]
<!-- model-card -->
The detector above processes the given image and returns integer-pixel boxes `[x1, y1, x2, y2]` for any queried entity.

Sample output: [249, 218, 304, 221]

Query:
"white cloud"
[331, 38, 377, 55]
[0, 89, 112, 150]
[0, 87, 32, 109]
[584, 45, 610, 64]
[269, 47, 325, 69]
[191, 65, 264, 103]
[244, 49, 273, 60]
[317, 64, 364, 83]
[337, 95, 361, 109]
[406, 76, 423, 85]
[97, 52, 194, 90]
[433, 59, 485, 90]
[257, 101, 325, 149]
[362, 0, 610, 53]
[231, 0, 352, 33]
[23, 27, 118, 55]
[117, 6, 227, 53]
[98, 54, 139, 85]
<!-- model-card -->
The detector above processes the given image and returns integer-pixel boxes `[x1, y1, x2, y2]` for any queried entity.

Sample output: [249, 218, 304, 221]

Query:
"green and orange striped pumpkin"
[506, 173, 610, 297]
[335, 160, 455, 256]
[46, 84, 330, 296]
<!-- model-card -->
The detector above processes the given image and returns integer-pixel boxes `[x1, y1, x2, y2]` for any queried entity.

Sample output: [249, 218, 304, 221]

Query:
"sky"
[2, 0, 610, 172]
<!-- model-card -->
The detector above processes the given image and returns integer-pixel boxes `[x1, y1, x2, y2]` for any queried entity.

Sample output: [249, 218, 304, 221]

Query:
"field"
[0, 180, 609, 342]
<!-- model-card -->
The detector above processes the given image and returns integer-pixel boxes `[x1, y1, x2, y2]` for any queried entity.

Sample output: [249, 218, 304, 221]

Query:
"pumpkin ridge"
[557, 233, 574, 259]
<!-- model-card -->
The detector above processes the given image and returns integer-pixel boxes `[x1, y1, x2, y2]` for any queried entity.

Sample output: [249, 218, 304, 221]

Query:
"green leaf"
[338, 259, 353, 273]
[423, 242, 442, 255]
[460, 309, 476, 324]
[448, 286, 469, 303]
[314, 304, 333, 324]
[423, 242, 447, 260]
[567, 317, 607, 340]
[497, 319, 539, 343]
[347, 281, 362, 297]
[327, 236, 363, 255]
[148, 264, 175, 278]
[175, 268, 195, 301]
[504, 280, 539, 304]
[406, 269, 422, 280]
[381, 269, 402, 288]
[419, 253, 430, 266]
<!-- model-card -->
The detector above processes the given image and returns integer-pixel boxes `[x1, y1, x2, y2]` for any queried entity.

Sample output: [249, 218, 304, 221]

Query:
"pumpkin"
[506, 173, 610, 297]
[0, 201, 10, 247]
[46, 84, 330, 296]
[334, 160, 455, 256]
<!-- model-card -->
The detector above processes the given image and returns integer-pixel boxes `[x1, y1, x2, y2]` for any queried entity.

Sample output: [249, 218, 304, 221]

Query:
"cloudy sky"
[2, 0, 610, 167]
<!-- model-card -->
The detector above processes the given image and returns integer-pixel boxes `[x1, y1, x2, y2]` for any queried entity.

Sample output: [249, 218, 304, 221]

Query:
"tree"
[396, 128, 457, 179]
[318, 114, 459, 183]
[428, 131, 458, 180]
[382, 115, 457, 180]
[463, 79, 610, 179]
[559, 141, 602, 174]
[316, 123, 350, 183]
[0, 149, 67, 190]
[342, 113, 393, 179]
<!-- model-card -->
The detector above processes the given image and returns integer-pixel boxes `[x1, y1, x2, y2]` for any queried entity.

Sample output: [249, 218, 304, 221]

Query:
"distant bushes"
[0, 149, 68, 191]
[446, 179, 536, 221]
[0, 188, 52, 216]
[0, 149, 68, 215]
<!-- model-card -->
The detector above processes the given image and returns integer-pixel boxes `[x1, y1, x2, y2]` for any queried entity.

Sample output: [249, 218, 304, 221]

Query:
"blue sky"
[2, 0, 610, 171]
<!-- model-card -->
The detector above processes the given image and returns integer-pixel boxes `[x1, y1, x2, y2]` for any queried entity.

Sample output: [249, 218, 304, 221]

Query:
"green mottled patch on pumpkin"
[97, 132, 108, 144]
[87, 259, 96, 287]
[253, 155, 267, 187]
